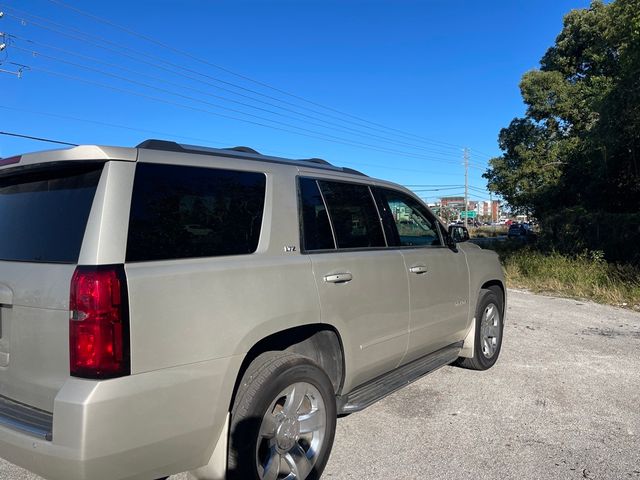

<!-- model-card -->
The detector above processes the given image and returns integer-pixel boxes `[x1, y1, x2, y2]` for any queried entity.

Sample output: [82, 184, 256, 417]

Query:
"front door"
[375, 188, 470, 364]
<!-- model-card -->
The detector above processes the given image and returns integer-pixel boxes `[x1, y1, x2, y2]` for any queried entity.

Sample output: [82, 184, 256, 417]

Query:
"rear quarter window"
[126, 163, 266, 262]
[0, 163, 103, 263]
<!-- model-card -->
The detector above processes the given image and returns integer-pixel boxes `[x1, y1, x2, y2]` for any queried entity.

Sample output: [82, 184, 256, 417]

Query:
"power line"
[2, 9, 475, 161]
[405, 184, 464, 187]
[0, 130, 77, 146]
[6, 36, 469, 162]
[3, 7, 467, 156]
[44, 0, 473, 153]
[0, 105, 251, 151]
[410, 186, 471, 192]
[0, 5, 499, 173]
[25, 65, 378, 150]
[405, 183, 488, 190]
[3, 0, 496, 163]
[469, 148, 496, 159]
[22, 61, 474, 166]
[3, 7, 500, 168]
[0, 105, 463, 177]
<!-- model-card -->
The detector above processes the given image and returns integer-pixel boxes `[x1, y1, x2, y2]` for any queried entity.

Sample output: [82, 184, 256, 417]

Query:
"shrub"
[491, 244, 640, 307]
[540, 209, 640, 266]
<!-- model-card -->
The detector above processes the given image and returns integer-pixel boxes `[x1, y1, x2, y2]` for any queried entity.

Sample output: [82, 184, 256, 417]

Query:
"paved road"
[2, 290, 639, 479]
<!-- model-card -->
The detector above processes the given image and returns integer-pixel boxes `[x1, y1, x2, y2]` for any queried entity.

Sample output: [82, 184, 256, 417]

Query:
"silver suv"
[0, 140, 505, 480]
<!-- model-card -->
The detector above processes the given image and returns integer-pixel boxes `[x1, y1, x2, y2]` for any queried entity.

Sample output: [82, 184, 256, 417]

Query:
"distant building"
[475, 200, 501, 221]
[440, 196, 465, 210]
[440, 197, 478, 213]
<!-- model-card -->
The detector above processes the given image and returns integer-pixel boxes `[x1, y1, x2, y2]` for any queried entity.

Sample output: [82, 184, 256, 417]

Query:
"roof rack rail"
[342, 167, 367, 176]
[306, 157, 331, 166]
[136, 139, 185, 152]
[224, 146, 261, 155]
[135, 139, 367, 177]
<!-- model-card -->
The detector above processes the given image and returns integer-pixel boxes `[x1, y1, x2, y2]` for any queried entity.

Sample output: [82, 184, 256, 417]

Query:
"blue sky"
[0, 0, 591, 202]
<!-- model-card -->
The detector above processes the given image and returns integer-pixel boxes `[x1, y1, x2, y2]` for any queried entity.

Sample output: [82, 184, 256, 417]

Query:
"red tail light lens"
[69, 265, 130, 379]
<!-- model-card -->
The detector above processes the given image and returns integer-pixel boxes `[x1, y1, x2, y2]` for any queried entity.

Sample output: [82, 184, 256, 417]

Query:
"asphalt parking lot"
[2, 290, 639, 480]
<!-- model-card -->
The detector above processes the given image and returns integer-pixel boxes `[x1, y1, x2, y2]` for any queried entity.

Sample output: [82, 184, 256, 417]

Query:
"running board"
[336, 342, 463, 414]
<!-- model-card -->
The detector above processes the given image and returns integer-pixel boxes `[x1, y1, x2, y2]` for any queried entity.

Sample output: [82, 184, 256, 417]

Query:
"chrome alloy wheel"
[256, 382, 327, 480]
[480, 302, 501, 359]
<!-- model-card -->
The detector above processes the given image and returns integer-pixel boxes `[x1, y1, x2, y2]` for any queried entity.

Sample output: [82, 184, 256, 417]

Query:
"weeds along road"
[2, 290, 639, 480]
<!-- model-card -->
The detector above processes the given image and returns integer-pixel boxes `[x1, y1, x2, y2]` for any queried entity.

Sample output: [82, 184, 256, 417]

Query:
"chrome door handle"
[324, 273, 353, 284]
[0, 283, 12, 342]
[409, 265, 428, 274]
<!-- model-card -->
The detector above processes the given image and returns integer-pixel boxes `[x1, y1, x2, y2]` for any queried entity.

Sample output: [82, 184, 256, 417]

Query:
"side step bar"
[336, 342, 463, 414]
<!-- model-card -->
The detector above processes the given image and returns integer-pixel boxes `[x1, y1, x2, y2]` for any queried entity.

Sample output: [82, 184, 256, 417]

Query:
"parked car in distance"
[0, 140, 506, 480]
[507, 223, 537, 242]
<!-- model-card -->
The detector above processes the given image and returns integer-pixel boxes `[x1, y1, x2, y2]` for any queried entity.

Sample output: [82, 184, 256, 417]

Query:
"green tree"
[484, 0, 640, 262]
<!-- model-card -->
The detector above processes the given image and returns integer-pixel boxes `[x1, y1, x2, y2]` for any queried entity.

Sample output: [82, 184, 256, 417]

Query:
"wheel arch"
[228, 324, 346, 412]
[480, 279, 506, 311]
[460, 279, 506, 359]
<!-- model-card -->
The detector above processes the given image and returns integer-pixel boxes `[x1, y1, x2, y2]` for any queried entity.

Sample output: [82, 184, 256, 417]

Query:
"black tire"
[228, 352, 337, 480]
[456, 288, 504, 370]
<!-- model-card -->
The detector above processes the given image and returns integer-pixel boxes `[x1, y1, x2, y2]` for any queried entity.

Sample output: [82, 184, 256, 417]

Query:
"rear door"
[0, 162, 104, 412]
[375, 187, 470, 364]
[299, 177, 410, 391]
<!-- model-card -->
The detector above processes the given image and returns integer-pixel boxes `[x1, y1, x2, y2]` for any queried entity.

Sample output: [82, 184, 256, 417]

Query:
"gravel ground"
[2, 290, 639, 479]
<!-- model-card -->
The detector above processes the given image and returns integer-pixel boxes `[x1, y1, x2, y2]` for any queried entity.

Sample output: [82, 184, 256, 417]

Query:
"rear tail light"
[69, 265, 130, 379]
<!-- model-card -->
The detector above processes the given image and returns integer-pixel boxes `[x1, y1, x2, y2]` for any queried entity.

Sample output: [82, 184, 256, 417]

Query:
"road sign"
[460, 210, 477, 219]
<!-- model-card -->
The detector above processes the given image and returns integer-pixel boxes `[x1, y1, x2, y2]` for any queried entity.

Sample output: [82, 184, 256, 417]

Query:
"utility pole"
[490, 191, 495, 233]
[463, 147, 469, 229]
[489, 190, 498, 232]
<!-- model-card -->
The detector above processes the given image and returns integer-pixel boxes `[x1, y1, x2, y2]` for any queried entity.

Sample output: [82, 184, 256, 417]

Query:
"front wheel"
[457, 288, 504, 370]
[228, 352, 337, 480]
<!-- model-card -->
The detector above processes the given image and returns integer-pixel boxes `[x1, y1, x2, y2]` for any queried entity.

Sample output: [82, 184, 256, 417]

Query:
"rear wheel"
[457, 288, 504, 370]
[228, 352, 337, 480]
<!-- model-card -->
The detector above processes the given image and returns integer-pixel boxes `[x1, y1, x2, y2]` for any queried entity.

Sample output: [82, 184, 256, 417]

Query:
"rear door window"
[126, 163, 266, 262]
[317, 180, 386, 249]
[0, 163, 103, 263]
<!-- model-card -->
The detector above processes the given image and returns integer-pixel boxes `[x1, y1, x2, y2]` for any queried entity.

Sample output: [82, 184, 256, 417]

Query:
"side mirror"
[448, 225, 470, 243]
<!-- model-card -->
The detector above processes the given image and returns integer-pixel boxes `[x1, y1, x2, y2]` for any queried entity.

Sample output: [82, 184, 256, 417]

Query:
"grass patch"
[487, 243, 640, 309]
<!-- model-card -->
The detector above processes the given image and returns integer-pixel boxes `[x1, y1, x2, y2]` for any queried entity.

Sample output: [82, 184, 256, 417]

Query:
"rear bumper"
[0, 355, 241, 480]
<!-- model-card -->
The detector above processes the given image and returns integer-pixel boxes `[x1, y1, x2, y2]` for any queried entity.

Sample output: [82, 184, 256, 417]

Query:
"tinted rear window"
[298, 178, 335, 251]
[317, 180, 385, 249]
[126, 163, 266, 262]
[0, 163, 103, 263]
